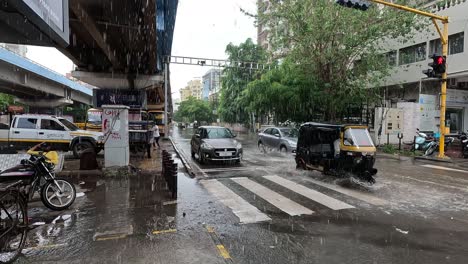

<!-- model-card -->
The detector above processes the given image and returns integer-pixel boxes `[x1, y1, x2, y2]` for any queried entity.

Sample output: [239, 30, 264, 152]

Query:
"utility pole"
[337, 0, 449, 158]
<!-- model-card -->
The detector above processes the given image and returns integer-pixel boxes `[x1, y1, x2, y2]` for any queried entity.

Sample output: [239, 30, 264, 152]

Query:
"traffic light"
[336, 0, 372, 11]
[423, 54, 446, 78]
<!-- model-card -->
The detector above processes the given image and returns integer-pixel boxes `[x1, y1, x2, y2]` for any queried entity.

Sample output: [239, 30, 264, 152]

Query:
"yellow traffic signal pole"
[368, 0, 449, 158]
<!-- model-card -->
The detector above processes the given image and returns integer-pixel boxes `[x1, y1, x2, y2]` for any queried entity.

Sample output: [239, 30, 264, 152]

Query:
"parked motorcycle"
[0, 146, 76, 211]
[460, 130, 468, 158]
[424, 133, 456, 157]
[413, 129, 437, 156]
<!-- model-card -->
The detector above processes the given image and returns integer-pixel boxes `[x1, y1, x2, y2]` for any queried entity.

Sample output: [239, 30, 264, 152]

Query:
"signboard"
[7, 105, 24, 113]
[95, 90, 144, 109]
[23, 0, 64, 31]
[447, 89, 468, 105]
[419, 94, 437, 132]
[3, 0, 69, 46]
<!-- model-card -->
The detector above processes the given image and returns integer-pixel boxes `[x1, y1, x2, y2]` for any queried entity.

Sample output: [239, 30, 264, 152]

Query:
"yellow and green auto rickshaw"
[295, 122, 378, 183]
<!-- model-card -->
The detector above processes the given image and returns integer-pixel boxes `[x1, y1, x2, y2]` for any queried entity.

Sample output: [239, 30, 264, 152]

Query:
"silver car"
[258, 127, 298, 153]
[191, 126, 243, 164]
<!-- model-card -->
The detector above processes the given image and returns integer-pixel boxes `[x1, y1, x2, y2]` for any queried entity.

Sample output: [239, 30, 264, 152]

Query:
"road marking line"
[263, 175, 355, 210]
[393, 175, 468, 192]
[201, 179, 271, 224]
[305, 178, 388, 206]
[231, 177, 314, 216]
[152, 229, 177, 235]
[202, 167, 262, 173]
[217, 245, 232, 259]
[95, 234, 128, 241]
[421, 164, 468, 174]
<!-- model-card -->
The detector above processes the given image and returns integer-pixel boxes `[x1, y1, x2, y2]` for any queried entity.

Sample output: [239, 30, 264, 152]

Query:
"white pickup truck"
[0, 114, 104, 158]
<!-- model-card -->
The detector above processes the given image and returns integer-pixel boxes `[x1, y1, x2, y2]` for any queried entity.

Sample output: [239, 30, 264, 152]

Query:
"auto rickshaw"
[295, 122, 378, 183]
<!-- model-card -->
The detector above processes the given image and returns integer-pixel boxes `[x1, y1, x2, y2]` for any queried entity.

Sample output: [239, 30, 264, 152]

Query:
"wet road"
[12, 127, 468, 263]
[172, 127, 468, 264]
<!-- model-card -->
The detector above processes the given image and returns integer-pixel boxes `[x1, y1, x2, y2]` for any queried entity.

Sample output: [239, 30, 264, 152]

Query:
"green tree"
[219, 38, 266, 124]
[0, 93, 15, 111]
[243, 59, 321, 124]
[174, 97, 214, 123]
[256, 0, 426, 121]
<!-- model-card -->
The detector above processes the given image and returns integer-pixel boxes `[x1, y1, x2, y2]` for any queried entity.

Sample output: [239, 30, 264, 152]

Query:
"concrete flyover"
[0, 46, 93, 108]
[64, 0, 178, 90]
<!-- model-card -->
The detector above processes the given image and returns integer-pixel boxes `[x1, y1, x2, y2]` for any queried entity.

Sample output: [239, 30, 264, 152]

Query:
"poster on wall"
[419, 94, 437, 132]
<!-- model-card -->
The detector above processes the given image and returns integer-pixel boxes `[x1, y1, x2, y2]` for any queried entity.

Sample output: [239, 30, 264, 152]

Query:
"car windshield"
[344, 128, 374, 147]
[58, 118, 79, 131]
[88, 111, 102, 123]
[280, 128, 298, 138]
[206, 128, 233, 139]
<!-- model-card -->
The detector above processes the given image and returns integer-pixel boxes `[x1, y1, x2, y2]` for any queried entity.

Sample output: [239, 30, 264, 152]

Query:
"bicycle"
[0, 180, 28, 263]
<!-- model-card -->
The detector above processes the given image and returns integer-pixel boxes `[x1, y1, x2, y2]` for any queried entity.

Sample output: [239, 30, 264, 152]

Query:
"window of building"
[17, 118, 37, 129]
[429, 32, 464, 57]
[385, 51, 397, 66]
[399, 43, 426, 65]
[449, 32, 464, 55]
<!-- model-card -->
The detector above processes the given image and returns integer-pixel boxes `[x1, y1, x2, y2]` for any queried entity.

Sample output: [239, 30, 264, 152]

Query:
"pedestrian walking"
[151, 124, 161, 149]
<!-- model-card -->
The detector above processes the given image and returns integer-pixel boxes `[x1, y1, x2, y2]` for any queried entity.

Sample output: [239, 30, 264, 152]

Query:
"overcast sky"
[170, 0, 257, 99]
[25, 0, 257, 99]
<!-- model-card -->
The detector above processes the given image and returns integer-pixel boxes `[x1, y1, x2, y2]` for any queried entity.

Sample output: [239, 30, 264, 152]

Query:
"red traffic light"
[436, 56, 444, 65]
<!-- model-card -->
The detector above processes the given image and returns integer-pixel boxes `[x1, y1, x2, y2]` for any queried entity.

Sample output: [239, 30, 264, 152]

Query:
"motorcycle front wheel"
[41, 179, 76, 211]
[425, 144, 438, 156]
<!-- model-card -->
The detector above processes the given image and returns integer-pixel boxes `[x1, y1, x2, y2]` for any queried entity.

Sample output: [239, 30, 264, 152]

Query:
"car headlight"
[201, 143, 214, 150]
[98, 136, 104, 141]
[288, 141, 297, 148]
[236, 142, 242, 149]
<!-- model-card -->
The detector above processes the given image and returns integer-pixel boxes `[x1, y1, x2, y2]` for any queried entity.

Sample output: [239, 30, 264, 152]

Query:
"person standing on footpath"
[151, 124, 161, 149]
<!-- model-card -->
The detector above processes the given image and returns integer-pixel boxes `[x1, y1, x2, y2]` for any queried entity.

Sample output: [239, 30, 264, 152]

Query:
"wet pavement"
[13, 126, 468, 263]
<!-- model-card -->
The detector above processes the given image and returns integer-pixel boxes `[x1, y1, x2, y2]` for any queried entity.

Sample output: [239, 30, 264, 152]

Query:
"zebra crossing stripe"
[200, 179, 271, 224]
[231, 177, 314, 216]
[305, 178, 388, 206]
[263, 175, 355, 210]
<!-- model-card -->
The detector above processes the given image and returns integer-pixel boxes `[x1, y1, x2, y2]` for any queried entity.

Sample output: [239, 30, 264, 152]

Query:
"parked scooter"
[460, 130, 468, 158]
[0, 143, 76, 210]
[413, 129, 437, 156]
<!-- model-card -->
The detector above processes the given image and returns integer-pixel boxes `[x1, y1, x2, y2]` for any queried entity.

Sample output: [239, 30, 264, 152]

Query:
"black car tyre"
[72, 141, 93, 158]
[258, 141, 266, 153]
[198, 149, 205, 164]
[280, 145, 287, 153]
[191, 149, 195, 158]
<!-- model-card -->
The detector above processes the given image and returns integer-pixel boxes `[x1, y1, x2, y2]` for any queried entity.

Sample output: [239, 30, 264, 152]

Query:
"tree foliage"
[173, 97, 214, 123]
[219, 38, 266, 124]
[252, 0, 426, 122]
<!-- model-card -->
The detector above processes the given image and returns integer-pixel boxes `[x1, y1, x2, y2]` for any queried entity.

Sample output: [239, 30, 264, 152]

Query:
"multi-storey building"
[180, 79, 202, 101]
[202, 69, 221, 102]
[376, 0, 468, 141]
